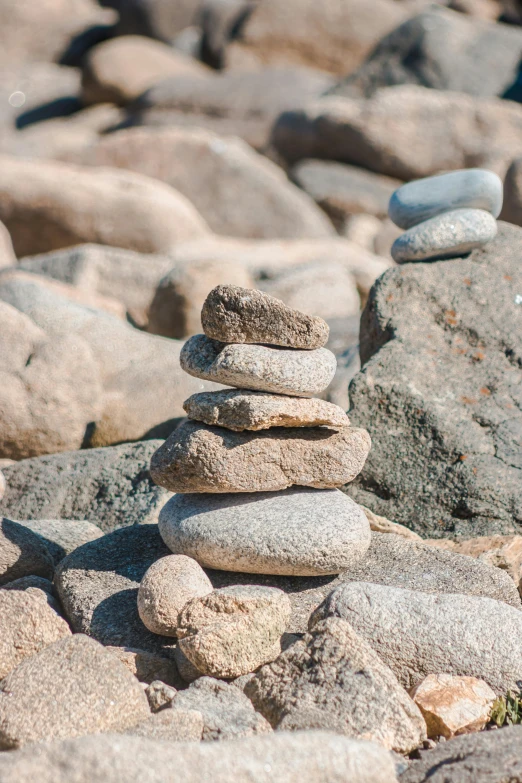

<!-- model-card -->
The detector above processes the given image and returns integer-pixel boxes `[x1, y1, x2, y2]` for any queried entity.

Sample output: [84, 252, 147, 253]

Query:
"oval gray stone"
[388, 169, 503, 230]
[391, 209, 497, 263]
[158, 488, 371, 576]
[180, 334, 337, 397]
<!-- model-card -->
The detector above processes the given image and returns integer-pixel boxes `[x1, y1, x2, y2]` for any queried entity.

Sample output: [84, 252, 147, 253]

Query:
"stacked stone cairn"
[389, 168, 503, 263]
[138, 285, 372, 680]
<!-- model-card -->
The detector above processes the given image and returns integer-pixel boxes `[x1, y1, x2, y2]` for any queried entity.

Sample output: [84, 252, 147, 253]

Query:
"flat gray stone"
[391, 209, 497, 263]
[389, 170, 503, 230]
[245, 617, 426, 753]
[0, 441, 171, 533]
[0, 730, 398, 783]
[180, 334, 336, 397]
[201, 285, 329, 349]
[311, 582, 522, 694]
[183, 389, 350, 431]
[16, 519, 103, 565]
[170, 677, 271, 741]
[0, 517, 54, 586]
[150, 421, 370, 493]
[399, 725, 522, 783]
[158, 488, 371, 576]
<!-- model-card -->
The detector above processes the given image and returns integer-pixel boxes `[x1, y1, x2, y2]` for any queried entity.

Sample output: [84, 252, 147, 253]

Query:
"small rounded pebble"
[391, 208, 497, 263]
[137, 555, 213, 637]
[388, 169, 503, 230]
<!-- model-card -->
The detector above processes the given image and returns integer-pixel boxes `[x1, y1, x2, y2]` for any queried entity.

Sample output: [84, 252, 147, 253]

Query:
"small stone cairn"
[389, 168, 503, 263]
[139, 285, 373, 678]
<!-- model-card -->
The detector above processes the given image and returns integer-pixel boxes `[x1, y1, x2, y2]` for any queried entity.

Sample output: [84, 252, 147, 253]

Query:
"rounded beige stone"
[138, 555, 213, 637]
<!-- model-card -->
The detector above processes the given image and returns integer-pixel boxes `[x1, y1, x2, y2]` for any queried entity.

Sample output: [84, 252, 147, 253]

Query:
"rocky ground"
[1, 0, 522, 781]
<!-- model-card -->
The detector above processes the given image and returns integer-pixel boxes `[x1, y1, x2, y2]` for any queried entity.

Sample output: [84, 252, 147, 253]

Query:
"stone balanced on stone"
[389, 169, 503, 263]
[150, 285, 372, 577]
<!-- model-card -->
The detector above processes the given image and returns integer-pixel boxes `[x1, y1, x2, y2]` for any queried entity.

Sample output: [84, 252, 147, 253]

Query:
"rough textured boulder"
[74, 127, 336, 239]
[346, 222, 522, 538]
[332, 7, 522, 100]
[0, 730, 399, 782]
[107, 647, 180, 686]
[312, 582, 522, 694]
[17, 518, 103, 565]
[171, 677, 271, 740]
[0, 590, 71, 679]
[272, 86, 522, 179]
[0, 300, 102, 460]
[428, 534, 522, 590]
[0, 517, 54, 585]
[399, 725, 522, 782]
[0, 635, 150, 748]
[0, 156, 208, 257]
[0, 441, 171, 532]
[245, 617, 426, 753]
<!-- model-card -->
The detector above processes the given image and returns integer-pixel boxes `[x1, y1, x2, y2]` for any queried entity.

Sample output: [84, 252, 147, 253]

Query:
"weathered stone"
[391, 209, 498, 263]
[138, 555, 213, 636]
[18, 519, 103, 565]
[0, 517, 54, 586]
[346, 222, 522, 537]
[171, 677, 271, 740]
[427, 535, 522, 590]
[271, 87, 522, 180]
[0, 730, 399, 783]
[177, 586, 292, 678]
[0, 635, 150, 749]
[0, 441, 171, 533]
[399, 724, 522, 782]
[293, 159, 400, 221]
[201, 285, 329, 349]
[106, 647, 180, 687]
[152, 421, 369, 493]
[147, 259, 254, 338]
[180, 335, 336, 397]
[173, 645, 203, 683]
[337, 533, 521, 609]
[158, 488, 371, 575]
[74, 126, 336, 240]
[55, 525, 176, 656]
[361, 508, 422, 540]
[0, 155, 208, 258]
[388, 170, 503, 230]
[125, 709, 203, 741]
[0, 590, 71, 679]
[0, 300, 103, 460]
[311, 582, 522, 694]
[411, 674, 496, 739]
[183, 390, 350, 431]
[246, 617, 426, 753]
[145, 680, 177, 712]
[332, 6, 522, 100]
[82, 36, 209, 106]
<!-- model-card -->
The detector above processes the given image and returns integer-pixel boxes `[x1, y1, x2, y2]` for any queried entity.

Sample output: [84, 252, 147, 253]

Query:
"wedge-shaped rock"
[180, 334, 336, 397]
[411, 674, 496, 740]
[183, 389, 349, 431]
[0, 730, 399, 783]
[311, 582, 522, 694]
[0, 635, 150, 749]
[151, 421, 370, 493]
[201, 285, 329, 349]
[177, 586, 292, 678]
[245, 617, 426, 753]
[158, 488, 370, 576]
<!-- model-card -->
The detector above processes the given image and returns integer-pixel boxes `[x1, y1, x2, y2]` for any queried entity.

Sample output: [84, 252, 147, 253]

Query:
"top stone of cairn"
[201, 285, 329, 350]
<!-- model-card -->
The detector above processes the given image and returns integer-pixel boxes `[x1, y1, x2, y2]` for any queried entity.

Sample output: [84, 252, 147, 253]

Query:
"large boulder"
[271, 86, 522, 179]
[0, 730, 398, 782]
[0, 300, 103, 459]
[73, 126, 336, 239]
[345, 222, 522, 538]
[0, 272, 217, 445]
[0, 156, 208, 258]
[331, 7, 522, 100]
[0, 441, 170, 532]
